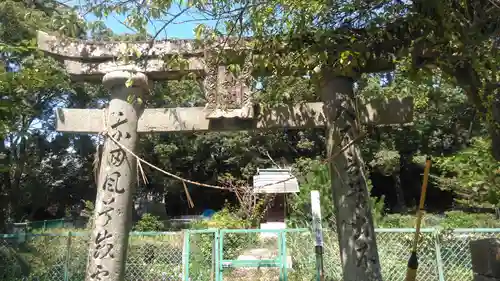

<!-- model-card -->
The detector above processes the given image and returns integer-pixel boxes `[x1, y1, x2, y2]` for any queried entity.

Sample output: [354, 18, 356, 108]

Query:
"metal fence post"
[210, 230, 215, 281]
[64, 231, 72, 281]
[433, 229, 446, 281]
[183, 230, 191, 281]
[213, 230, 219, 281]
[281, 230, 288, 281]
[216, 229, 223, 281]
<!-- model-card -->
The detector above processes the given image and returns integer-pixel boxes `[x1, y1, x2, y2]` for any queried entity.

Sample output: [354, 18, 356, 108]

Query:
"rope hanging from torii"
[93, 105, 369, 209]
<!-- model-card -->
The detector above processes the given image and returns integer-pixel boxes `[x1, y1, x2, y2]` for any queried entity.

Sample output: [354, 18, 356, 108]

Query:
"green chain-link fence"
[0, 228, 498, 281]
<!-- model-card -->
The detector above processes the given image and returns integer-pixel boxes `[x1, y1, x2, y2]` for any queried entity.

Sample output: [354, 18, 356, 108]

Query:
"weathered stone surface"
[470, 238, 500, 278]
[55, 97, 413, 133]
[204, 62, 253, 119]
[38, 31, 258, 118]
[474, 274, 500, 281]
[37, 31, 210, 82]
[62, 58, 205, 82]
[86, 71, 148, 281]
[37, 31, 203, 59]
[321, 74, 382, 281]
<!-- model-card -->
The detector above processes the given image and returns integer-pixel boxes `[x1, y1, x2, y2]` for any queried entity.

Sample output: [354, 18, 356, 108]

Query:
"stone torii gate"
[37, 31, 413, 281]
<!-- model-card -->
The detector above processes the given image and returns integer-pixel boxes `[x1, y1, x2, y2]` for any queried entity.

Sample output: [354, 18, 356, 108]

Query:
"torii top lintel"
[36, 30, 252, 82]
[37, 30, 255, 119]
[37, 31, 414, 125]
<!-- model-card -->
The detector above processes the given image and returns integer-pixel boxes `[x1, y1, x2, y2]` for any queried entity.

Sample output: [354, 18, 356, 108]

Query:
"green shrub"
[189, 206, 258, 278]
[434, 137, 500, 209]
[134, 213, 164, 232]
[377, 214, 419, 228]
[441, 211, 500, 228]
[126, 234, 183, 280]
[375, 211, 500, 228]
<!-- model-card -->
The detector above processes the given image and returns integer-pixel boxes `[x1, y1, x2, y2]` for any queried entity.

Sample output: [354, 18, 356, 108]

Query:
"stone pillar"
[320, 73, 382, 281]
[86, 71, 148, 281]
[470, 238, 500, 281]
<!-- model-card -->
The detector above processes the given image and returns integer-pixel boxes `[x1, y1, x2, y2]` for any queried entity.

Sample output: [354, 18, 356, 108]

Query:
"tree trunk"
[488, 95, 500, 161]
[10, 136, 27, 219]
[444, 61, 500, 161]
[0, 139, 10, 231]
[320, 74, 383, 281]
[394, 152, 409, 213]
[393, 172, 406, 213]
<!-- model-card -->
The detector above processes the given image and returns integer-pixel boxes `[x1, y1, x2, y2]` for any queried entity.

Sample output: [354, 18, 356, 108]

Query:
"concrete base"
[470, 238, 500, 277]
[474, 274, 500, 281]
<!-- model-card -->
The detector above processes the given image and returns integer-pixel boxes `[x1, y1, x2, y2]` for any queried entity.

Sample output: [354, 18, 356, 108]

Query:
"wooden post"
[86, 71, 148, 281]
[321, 74, 383, 281]
[310, 190, 324, 281]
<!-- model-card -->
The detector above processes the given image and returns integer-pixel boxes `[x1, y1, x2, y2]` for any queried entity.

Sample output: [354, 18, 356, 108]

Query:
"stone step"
[237, 248, 293, 269]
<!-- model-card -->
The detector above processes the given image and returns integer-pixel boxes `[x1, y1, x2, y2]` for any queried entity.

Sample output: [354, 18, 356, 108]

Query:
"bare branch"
[261, 149, 281, 168]
[151, 6, 190, 41]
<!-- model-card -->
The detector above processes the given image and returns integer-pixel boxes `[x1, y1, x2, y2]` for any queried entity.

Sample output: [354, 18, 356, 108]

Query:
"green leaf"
[125, 78, 134, 88]
[194, 24, 206, 40]
[127, 94, 134, 104]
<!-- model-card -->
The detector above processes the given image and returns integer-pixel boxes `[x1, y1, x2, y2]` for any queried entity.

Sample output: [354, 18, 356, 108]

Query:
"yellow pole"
[405, 156, 432, 281]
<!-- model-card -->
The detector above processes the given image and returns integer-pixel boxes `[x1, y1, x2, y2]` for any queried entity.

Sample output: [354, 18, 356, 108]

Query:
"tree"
[434, 137, 500, 210]
[358, 63, 482, 211]
[0, 0, 95, 228]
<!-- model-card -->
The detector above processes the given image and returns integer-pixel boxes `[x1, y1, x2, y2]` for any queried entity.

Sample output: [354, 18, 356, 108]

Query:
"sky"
[68, 1, 215, 39]
[84, 13, 197, 39]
